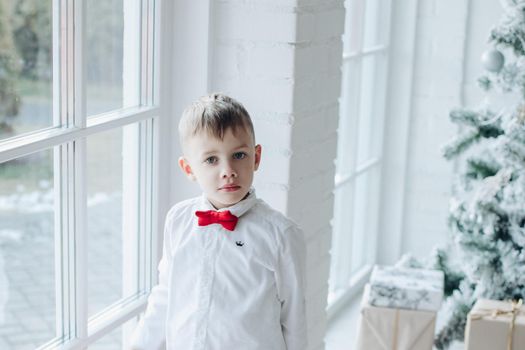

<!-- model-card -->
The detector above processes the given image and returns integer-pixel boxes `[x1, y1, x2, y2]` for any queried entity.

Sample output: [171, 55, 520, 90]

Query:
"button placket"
[194, 227, 218, 349]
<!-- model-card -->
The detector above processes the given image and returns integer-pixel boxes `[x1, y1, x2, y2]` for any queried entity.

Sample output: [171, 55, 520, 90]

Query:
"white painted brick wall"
[210, 0, 345, 348]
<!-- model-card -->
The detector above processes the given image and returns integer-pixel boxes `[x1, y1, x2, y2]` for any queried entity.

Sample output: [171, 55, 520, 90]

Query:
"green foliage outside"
[0, 0, 123, 137]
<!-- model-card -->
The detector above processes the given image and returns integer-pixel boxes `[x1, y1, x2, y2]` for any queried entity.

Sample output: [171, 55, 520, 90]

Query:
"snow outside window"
[0, 0, 160, 348]
[328, 0, 392, 311]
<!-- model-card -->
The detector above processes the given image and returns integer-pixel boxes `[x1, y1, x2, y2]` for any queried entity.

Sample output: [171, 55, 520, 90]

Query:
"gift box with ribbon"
[465, 298, 525, 350]
[368, 265, 444, 311]
[355, 284, 437, 350]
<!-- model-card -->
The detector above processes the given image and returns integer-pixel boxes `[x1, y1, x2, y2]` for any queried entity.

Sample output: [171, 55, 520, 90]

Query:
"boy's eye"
[233, 152, 247, 160]
[204, 156, 218, 164]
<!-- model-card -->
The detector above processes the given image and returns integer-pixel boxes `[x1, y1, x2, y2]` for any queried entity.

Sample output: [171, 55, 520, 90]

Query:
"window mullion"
[144, 0, 156, 287]
[71, 0, 88, 345]
[141, 0, 155, 107]
[55, 0, 79, 345]
[53, 0, 64, 343]
[55, 142, 77, 348]
[145, 119, 155, 292]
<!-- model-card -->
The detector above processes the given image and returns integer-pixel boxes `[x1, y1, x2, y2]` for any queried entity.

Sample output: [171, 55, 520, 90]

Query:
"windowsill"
[325, 290, 363, 350]
[326, 265, 372, 320]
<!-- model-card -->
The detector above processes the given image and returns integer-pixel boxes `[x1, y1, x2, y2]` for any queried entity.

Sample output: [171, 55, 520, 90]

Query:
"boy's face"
[178, 127, 261, 209]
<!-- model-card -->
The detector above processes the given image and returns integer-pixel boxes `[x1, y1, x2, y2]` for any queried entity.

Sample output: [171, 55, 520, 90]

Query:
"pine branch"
[478, 76, 492, 91]
[431, 248, 465, 297]
[449, 109, 482, 127]
[491, 25, 525, 56]
[434, 299, 474, 350]
[479, 124, 505, 138]
[442, 129, 480, 160]
[465, 157, 500, 180]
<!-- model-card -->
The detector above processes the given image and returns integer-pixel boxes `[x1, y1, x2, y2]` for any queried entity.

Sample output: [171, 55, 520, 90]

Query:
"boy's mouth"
[219, 185, 241, 192]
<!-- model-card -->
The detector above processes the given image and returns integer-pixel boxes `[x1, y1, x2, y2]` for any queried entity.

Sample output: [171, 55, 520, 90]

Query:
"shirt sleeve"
[130, 210, 175, 350]
[275, 224, 308, 350]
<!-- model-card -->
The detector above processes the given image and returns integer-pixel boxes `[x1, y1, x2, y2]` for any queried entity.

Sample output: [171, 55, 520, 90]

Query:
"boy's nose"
[221, 164, 237, 178]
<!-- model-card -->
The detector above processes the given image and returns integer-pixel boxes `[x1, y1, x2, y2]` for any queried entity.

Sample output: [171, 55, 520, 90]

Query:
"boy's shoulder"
[250, 198, 300, 233]
[165, 196, 202, 222]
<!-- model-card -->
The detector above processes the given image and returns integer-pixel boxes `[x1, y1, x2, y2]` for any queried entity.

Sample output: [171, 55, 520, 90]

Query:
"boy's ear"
[178, 156, 196, 181]
[254, 144, 262, 171]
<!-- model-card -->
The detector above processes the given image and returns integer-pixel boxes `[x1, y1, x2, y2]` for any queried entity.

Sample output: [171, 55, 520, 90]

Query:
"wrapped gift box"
[368, 265, 444, 311]
[355, 285, 437, 350]
[465, 298, 525, 350]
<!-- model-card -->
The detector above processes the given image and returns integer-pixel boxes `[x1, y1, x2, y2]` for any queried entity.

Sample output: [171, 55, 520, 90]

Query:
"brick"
[212, 43, 244, 80]
[253, 181, 290, 214]
[308, 341, 325, 350]
[289, 173, 333, 204]
[214, 3, 298, 43]
[247, 43, 296, 78]
[293, 73, 342, 112]
[214, 41, 297, 80]
[256, 151, 291, 184]
[307, 313, 328, 348]
[297, 6, 345, 43]
[306, 234, 332, 270]
[306, 285, 329, 322]
[289, 137, 338, 182]
[295, 39, 343, 78]
[215, 77, 295, 113]
[255, 119, 293, 150]
[306, 254, 331, 288]
[306, 226, 332, 262]
[289, 177, 334, 219]
[293, 102, 339, 130]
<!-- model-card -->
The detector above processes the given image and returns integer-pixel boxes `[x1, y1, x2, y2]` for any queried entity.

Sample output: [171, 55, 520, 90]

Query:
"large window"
[0, 0, 159, 348]
[328, 0, 392, 308]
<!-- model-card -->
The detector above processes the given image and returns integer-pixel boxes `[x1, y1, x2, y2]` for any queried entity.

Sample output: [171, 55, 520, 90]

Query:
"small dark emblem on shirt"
[235, 241, 244, 247]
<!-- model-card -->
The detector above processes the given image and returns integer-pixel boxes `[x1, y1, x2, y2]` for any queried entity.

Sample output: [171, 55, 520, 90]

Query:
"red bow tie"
[195, 210, 238, 231]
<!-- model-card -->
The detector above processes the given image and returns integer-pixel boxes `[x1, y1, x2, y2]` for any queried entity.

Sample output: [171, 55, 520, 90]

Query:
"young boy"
[130, 93, 308, 350]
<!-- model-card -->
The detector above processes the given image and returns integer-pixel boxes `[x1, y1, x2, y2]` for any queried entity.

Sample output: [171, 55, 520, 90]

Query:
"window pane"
[329, 182, 354, 292]
[88, 318, 136, 349]
[343, 0, 365, 54]
[356, 54, 387, 165]
[336, 59, 360, 176]
[0, 149, 55, 347]
[0, 0, 53, 141]
[363, 0, 391, 48]
[87, 124, 140, 319]
[85, 0, 140, 116]
[350, 169, 379, 274]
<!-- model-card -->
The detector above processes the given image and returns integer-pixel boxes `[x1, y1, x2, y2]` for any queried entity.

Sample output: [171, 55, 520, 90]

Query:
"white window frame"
[0, 0, 173, 348]
[327, 0, 393, 318]
[374, 0, 420, 267]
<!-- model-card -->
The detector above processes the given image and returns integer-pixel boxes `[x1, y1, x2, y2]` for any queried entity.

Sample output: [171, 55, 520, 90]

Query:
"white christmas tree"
[401, 1, 525, 348]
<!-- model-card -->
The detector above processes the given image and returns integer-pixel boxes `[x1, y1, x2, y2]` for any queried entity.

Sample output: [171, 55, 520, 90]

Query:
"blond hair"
[178, 93, 255, 150]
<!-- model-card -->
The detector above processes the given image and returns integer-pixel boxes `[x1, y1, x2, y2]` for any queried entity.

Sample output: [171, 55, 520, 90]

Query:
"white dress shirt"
[130, 189, 308, 350]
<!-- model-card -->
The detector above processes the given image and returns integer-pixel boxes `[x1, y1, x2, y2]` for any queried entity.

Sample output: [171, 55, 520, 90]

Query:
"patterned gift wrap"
[367, 265, 444, 311]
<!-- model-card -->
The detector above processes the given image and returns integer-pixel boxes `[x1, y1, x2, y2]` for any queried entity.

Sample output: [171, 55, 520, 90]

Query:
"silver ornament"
[482, 49, 505, 72]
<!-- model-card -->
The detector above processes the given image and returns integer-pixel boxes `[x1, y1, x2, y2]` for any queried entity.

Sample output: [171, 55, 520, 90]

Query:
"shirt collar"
[199, 187, 258, 219]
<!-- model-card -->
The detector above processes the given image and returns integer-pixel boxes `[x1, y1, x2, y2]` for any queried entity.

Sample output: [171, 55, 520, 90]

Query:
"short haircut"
[178, 93, 255, 150]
